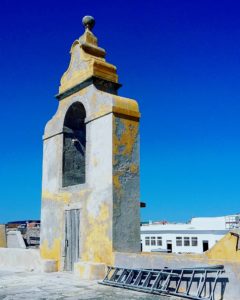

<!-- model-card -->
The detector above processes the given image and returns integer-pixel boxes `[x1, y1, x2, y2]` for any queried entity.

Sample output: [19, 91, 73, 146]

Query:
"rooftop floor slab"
[0, 270, 179, 300]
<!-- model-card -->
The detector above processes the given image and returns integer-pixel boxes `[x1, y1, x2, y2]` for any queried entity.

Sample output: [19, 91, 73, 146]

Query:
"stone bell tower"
[40, 16, 141, 278]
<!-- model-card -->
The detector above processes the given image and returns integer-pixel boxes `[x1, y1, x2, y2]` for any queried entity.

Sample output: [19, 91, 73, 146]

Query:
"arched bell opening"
[62, 102, 86, 187]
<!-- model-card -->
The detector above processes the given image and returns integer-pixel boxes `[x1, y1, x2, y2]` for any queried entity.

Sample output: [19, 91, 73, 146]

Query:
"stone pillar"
[40, 16, 140, 278]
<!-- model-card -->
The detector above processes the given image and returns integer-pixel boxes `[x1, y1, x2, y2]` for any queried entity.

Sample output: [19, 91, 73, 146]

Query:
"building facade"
[141, 214, 240, 253]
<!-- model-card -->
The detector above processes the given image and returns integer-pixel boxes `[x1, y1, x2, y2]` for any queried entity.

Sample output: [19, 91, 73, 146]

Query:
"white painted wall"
[7, 231, 26, 249]
[140, 215, 239, 253]
[0, 248, 42, 272]
[141, 232, 225, 253]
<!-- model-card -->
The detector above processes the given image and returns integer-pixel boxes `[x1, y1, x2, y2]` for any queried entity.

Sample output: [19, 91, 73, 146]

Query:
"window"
[191, 237, 198, 246]
[62, 102, 86, 187]
[176, 237, 182, 246]
[151, 237, 156, 246]
[157, 237, 162, 246]
[145, 237, 150, 246]
[184, 237, 190, 246]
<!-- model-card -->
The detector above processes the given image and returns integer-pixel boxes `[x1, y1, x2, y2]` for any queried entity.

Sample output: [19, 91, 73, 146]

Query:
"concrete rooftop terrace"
[0, 270, 179, 300]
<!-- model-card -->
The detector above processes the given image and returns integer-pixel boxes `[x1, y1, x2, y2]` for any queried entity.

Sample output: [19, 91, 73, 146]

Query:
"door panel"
[64, 209, 80, 271]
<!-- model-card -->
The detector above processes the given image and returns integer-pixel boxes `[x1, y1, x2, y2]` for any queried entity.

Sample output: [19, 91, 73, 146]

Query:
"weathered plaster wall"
[0, 225, 6, 248]
[40, 133, 65, 270]
[0, 248, 42, 272]
[40, 85, 140, 271]
[41, 104, 113, 269]
[113, 115, 140, 252]
[115, 251, 240, 300]
[80, 112, 113, 265]
[114, 233, 240, 300]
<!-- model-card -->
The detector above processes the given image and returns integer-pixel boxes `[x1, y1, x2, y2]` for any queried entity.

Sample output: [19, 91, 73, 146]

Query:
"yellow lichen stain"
[74, 262, 107, 280]
[113, 95, 140, 115]
[59, 31, 118, 94]
[206, 233, 240, 262]
[93, 157, 98, 167]
[0, 225, 6, 248]
[82, 203, 113, 265]
[75, 264, 85, 278]
[59, 89, 87, 112]
[78, 88, 87, 96]
[130, 163, 139, 173]
[90, 93, 97, 107]
[42, 190, 71, 205]
[88, 103, 111, 121]
[113, 117, 139, 157]
[140, 250, 206, 265]
[112, 116, 139, 191]
[99, 204, 109, 220]
[77, 189, 90, 198]
[40, 238, 62, 270]
[113, 174, 121, 189]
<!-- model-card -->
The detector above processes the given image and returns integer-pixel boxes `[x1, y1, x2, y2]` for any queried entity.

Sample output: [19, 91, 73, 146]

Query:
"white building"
[141, 214, 240, 254]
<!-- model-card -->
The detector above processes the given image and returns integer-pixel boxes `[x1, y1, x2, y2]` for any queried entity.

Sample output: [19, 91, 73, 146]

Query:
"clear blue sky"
[0, 0, 240, 223]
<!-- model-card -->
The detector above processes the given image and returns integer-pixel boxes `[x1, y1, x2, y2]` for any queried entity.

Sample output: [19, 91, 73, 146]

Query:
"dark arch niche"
[62, 102, 86, 187]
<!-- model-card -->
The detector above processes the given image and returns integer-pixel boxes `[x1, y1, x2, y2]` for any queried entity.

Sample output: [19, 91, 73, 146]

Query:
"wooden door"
[64, 209, 80, 271]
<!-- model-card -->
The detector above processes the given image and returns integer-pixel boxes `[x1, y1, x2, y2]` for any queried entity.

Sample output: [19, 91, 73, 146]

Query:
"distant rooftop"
[141, 214, 240, 231]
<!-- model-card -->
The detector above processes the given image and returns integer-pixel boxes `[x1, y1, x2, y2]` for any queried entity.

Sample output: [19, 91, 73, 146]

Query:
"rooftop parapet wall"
[114, 251, 239, 300]
[114, 232, 240, 300]
[0, 248, 43, 271]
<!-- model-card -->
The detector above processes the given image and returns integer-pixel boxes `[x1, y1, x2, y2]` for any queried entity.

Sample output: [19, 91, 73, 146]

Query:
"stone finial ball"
[82, 16, 95, 30]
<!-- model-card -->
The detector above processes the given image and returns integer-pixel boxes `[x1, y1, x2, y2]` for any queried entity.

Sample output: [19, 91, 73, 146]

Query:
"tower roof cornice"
[59, 16, 118, 94]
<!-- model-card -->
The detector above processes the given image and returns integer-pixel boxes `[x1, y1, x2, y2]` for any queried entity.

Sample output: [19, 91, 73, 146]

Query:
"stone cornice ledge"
[56, 76, 122, 101]
[43, 106, 140, 141]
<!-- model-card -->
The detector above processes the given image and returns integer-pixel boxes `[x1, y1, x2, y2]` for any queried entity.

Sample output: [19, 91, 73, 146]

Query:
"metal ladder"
[99, 265, 224, 300]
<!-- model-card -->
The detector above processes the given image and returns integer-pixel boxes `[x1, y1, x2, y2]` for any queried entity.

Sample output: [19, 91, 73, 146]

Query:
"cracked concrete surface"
[0, 271, 174, 300]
